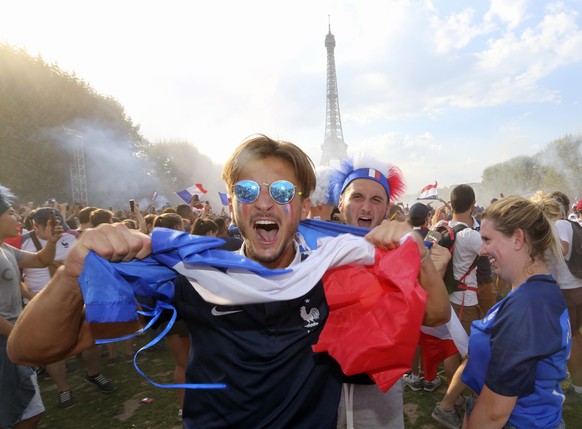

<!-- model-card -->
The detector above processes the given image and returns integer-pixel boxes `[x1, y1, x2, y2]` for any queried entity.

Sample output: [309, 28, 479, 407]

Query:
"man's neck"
[240, 241, 301, 269]
[451, 211, 473, 225]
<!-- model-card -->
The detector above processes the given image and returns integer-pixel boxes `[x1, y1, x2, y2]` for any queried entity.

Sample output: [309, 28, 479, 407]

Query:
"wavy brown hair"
[154, 213, 184, 231]
[191, 217, 218, 236]
[222, 134, 316, 199]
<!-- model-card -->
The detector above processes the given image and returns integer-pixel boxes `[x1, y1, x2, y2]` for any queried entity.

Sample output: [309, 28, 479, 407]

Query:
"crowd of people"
[1, 133, 580, 429]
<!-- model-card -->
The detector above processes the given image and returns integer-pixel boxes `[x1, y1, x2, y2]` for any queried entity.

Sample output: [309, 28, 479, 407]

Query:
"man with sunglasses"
[9, 134, 450, 428]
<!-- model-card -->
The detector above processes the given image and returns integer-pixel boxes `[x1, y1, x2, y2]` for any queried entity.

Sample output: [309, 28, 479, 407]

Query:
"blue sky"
[2, 0, 582, 203]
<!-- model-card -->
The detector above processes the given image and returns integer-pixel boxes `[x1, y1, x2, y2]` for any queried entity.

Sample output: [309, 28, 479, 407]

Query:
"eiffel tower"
[320, 20, 348, 167]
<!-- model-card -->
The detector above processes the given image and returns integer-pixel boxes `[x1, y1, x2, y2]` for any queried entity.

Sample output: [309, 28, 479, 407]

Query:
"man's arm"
[8, 223, 151, 366]
[9, 268, 94, 365]
[418, 243, 452, 326]
[365, 221, 451, 327]
[429, 243, 451, 278]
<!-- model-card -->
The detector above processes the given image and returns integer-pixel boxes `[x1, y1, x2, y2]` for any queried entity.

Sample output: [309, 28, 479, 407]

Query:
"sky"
[2, 0, 582, 203]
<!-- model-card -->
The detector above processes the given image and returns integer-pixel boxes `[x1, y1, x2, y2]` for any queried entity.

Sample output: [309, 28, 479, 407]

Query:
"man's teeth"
[255, 220, 276, 225]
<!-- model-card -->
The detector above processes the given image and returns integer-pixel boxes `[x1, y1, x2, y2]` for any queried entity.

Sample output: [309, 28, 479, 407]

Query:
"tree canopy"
[0, 44, 222, 208]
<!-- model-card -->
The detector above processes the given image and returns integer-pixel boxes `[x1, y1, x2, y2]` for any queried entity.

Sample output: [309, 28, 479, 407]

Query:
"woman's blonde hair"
[482, 195, 563, 269]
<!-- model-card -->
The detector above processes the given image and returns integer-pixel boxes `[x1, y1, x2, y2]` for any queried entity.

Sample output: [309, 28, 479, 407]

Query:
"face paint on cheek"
[236, 200, 251, 218]
[281, 203, 291, 217]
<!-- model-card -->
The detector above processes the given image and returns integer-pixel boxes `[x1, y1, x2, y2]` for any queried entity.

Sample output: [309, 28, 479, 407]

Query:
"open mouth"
[489, 257, 498, 270]
[357, 216, 373, 229]
[254, 219, 279, 243]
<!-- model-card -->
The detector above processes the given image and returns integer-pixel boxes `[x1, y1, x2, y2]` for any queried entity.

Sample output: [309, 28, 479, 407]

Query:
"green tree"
[0, 44, 152, 207]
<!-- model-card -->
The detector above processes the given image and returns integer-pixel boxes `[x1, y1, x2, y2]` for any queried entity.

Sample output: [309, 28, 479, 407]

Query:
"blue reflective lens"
[269, 180, 296, 204]
[234, 180, 261, 204]
[233, 180, 300, 204]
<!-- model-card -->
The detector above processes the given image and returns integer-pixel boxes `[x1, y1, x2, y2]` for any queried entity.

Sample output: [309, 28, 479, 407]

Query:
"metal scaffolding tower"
[320, 20, 348, 167]
[67, 129, 88, 206]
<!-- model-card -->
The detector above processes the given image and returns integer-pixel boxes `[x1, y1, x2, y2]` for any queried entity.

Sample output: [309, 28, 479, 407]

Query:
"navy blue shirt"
[173, 273, 342, 428]
[462, 275, 571, 428]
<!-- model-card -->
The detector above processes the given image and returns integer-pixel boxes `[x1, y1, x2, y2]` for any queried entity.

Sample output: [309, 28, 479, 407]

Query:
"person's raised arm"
[8, 223, 151, 366]
[365, 220, 451, 327]
[131, 201, 148, 234]
[19, 217, 63, 269]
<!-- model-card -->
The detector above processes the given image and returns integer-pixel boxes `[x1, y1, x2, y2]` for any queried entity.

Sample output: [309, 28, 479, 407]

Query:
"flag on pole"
[218, 192, 229, 206]
[176, 184, 208, 204]
[418, 181, 438, 200]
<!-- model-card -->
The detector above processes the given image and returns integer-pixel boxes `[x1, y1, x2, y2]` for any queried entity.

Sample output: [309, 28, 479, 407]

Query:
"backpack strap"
[451, 224, 478, 320]
[29, 230, 43, 251]
[449, 223, 468, 253]
[457, 255, 480, 292]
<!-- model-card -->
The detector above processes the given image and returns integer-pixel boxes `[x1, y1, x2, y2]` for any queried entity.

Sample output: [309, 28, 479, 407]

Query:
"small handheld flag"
[218, 192, 229, 206]
[418, 182, 438, 200]
[177, 184, 208, 204]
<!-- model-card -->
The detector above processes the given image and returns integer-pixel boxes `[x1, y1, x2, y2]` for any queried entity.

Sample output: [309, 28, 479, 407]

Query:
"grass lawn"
[35, 336, 582, 428]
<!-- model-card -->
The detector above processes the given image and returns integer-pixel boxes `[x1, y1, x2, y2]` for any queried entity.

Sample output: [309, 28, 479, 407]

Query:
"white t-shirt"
[553, 220, 582, 290]
[21, 231, 77, 294]
[448, 220, 481, 306]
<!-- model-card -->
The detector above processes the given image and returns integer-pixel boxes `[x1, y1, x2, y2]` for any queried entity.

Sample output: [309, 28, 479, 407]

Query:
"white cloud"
[486, 0, 529, 29]
[1, 0, 581, 196]
[430, 7, 491, 54]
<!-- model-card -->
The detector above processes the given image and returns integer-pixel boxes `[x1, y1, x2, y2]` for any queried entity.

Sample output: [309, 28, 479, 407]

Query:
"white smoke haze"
[41, 120, 229, 211]
[38, 117, 582, 213]
[45, 119, 160, 209]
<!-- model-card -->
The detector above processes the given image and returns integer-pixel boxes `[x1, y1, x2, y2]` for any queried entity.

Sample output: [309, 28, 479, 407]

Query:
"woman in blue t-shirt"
[461, 195, 571, 429]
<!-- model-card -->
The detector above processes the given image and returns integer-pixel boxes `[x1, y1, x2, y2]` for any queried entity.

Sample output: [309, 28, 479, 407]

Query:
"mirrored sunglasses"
[234, 180, 302, 205]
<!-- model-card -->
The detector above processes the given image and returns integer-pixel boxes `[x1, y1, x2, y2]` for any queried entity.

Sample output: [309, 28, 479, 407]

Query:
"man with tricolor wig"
[330, 154, 408, 428]
[8, 135, 450, 428]
[330, 153, 406, 229]
[331, 154, 455, 429]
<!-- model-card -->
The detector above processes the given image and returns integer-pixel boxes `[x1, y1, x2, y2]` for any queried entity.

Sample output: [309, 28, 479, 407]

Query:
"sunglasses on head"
[233, 180, 303, 205]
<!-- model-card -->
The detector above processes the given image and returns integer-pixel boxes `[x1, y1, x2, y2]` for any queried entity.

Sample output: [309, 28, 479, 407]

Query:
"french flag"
[218, 192, 229, 206]
[369, 168, 382, 180]
[419, 311, 468, 381]
[79, 222, 428, 393]
[418, 181, 438, 200]
[177, 184, 208, 204]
